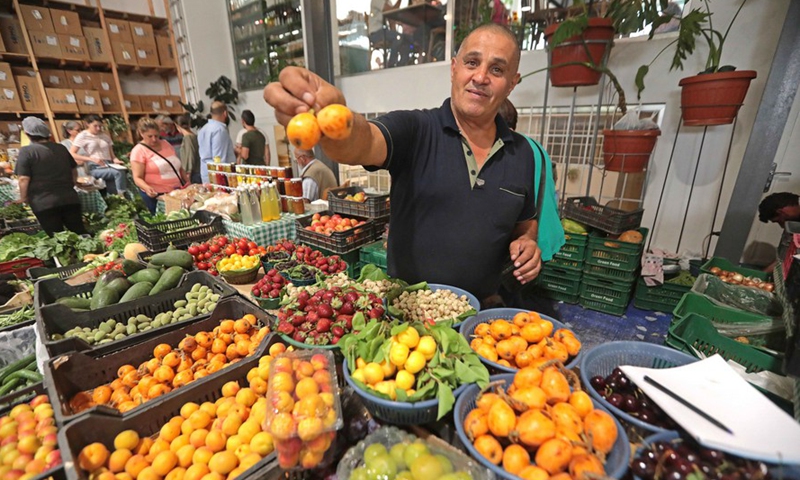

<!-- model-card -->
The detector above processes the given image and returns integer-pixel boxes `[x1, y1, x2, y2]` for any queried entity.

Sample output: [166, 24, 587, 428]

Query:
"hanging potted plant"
[636, 0, 754, 126]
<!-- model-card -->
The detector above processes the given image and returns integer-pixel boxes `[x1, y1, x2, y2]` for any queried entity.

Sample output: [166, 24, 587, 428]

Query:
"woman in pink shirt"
[130, 117, 188, 213]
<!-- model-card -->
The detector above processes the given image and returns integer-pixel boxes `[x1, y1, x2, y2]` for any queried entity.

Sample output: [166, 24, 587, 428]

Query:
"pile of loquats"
[0, 395, 61, 480]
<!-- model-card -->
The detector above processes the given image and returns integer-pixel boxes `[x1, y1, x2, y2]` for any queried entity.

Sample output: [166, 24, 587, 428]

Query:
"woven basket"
[219, 265, 260, 284]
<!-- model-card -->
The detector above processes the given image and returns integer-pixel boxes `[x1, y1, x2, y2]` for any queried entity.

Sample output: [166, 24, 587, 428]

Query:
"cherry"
[590, 375, 606, 390]
[607, 393, 624, 409]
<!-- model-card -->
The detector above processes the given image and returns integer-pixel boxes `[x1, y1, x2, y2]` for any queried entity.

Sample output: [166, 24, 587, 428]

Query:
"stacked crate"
[578, 229, 648, 316]
[538, 233, 588, 304]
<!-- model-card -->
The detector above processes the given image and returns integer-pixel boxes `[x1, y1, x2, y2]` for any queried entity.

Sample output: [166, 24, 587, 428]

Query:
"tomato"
[247, 241, 257, 250]
[210, 245, 221, 253]
[217, 237, 229, 246]
[258, 247, 267, 254]
[204, 252, 212, 260]
[248, 249, 259, 256]
[188, 246, 199, 255]
[197, 262, 208, 270]
[236, 248, 246, 256]
[198, 244, 209, 253]
[238, 239, 248, 249]
[225, 245, 235, 256]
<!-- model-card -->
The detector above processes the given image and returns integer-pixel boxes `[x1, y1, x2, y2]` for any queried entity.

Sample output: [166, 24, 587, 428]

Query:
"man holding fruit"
[264, 24, 557, 307]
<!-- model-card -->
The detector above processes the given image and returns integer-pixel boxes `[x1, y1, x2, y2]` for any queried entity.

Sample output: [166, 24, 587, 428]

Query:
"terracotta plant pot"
[544, 18, 615, 87]
[602, 129, 661, 173]
[679, 70, 757, 126]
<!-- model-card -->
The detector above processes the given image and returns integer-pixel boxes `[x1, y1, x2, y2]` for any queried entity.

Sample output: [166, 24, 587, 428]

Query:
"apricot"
[317, 104, 353, 140]
[502, 444, 531, 475]
[472, 435, 503, 465]
[114, 430, 140, 451]
[78, 442, 109, 472]
[286, 112, 321, 150]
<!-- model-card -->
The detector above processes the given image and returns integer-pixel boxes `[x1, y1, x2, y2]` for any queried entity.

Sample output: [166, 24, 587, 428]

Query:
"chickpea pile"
[391, 289, 474, 323]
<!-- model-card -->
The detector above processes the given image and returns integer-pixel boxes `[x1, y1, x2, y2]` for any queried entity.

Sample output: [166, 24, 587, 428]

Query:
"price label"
[4, 89, 15, 99]
[32, 9, 42, 20]
[70, 37, 81, 47]
[110, 24, 119, 33]
[102, 97, 111, 106]
[0, 71, 5, 81]
[60, 15, 68, 26]
[72, 75, 83, 84]
[137, 49, 147, 59]
[46, 35, 57, 46]
[122, 51, 132, 60]
[124, 100, 131, 108]
[134, 27, 145, 36]
[152, 102, 161, 110]
[66, 94, 76, 104]
[101, 82, 110, 91]
[84, 96, 95, 105]
[165, 100, 174, 107]
[49, 76, 60, 85]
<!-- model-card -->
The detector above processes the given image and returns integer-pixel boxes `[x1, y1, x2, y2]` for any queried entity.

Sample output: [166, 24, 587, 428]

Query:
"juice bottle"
[268, 181, 281, 220]
[260, 184, 271, 222]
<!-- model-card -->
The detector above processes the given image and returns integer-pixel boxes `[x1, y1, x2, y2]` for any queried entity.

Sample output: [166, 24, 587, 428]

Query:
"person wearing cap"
[15, 117, 86, 236]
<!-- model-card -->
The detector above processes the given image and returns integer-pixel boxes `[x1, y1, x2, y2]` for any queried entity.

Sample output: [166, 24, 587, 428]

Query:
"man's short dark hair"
[498, 98, 517, 130]
[27, 134, 49, 142]
[241, 110, 255, 127]
[759, 192, 799, 222]
[84, 114, 102, 124]
[175, 114, 191, 129]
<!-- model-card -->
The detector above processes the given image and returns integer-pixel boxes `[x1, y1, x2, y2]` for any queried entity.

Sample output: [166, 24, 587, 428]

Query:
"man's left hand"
[509, 237, 542, 285]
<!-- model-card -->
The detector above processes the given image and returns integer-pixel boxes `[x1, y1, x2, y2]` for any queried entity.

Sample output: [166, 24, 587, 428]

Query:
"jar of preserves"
[290, 196, 305, 215]
[280, 195, 289, 213]
[276, 178, 287, 196]
[286, 178, 303, 197]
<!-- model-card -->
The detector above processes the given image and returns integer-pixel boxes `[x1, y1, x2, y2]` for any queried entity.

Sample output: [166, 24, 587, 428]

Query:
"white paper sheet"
[620, 355, 800, 464]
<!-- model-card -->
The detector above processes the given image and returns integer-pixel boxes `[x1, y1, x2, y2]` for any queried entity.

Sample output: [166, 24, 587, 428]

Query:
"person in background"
[70, 115, 128, 196]
[130, 117, 188, 214]
[265, 24, 563, 308]
[654, 2, 682, 34]
[15, 117, 86, 236]
[155, 114, 183, 157]
[60, 121, 89, 178]
[294, 148, 338, 202]
[368, 0, 412, 68]
[175, 114, 201, 184]
[236, 110, 269, 165]
[197, 101, 236, 183]
[759, 192, 800, 228]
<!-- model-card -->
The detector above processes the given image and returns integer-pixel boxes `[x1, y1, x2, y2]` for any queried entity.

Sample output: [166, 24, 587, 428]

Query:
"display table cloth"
[0, 183, 106, 214]
[223, 214, 306, 245]
[156, 199, 166, 215]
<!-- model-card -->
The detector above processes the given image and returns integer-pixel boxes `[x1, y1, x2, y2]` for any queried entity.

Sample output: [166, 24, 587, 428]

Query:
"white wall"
[181, 0, 791, 257]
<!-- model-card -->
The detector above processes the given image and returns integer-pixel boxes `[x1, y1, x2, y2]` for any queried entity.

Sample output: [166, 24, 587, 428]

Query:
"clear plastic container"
[264, 349, 343, 470]
[337, 425, 496, 480]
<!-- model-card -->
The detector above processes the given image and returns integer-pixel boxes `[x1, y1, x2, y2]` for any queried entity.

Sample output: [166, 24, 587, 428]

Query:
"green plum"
[364, 443, 389, 464]
[390, 443, 409, 470]
[438, 472, 473, 480]
[410, 454, 444, 480]
[350, 466, 370, 480]
[395, 472, 415, 480]
[434, 454, 453, 474]
[366, 454, 398, 480]
[402, 441, 430, 469]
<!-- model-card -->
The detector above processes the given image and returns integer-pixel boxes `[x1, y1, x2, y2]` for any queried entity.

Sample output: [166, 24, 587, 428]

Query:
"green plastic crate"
[583, 263, 638, 282]
[585, 228, 648, 271]
[538, 266, 582, 295]
[548, 257, 584, 272]
[543, 289, 579, 304]
[635, 277, 691, 303]
[317, 246, 361, 278]
[579, 295, 628, 316]
[700, 257, 771, 282]
[554, 233, 589, 261]
[667, 314, 783, 374]
[634, 296, 678, 313]
[359, 240, 387, 270]
[580, 275, 635, 308]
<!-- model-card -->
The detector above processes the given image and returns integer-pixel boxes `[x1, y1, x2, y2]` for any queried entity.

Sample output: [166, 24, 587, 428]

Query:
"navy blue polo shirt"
[369, 98, 538, 300]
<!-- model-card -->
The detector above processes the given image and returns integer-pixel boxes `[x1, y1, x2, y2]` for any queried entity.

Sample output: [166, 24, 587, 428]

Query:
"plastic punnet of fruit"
[68, 314, 271, 415]
[217, 254, 260, 273]
[461, 362, 620, 479]
[337, 425, 495, 480]
[340, 318, 490, 420]
[264, 349, 342, 470]
[0, 394, 62, 479]
[75, 341, 289, 480]
[468, 311, 582, 370]
[388, 283, 477, 325]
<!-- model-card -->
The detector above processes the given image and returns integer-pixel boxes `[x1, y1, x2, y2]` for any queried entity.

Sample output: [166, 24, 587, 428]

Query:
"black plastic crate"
[36, 271, 238, 357]
[134, 210, 224, 251]
[27, 262, 90, 281]
[327, 186, 390, 218]
[295, 210, 379, 254]
[0, 306, 35, 334]
[2, 217, 39, 230]
[44, 296, 276, 427]
[58, 354, 275, 480]
[563, 196, 644, 235]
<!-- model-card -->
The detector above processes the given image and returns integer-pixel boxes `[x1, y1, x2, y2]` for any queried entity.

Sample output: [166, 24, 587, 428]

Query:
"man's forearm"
[319, 115, 386, 168]
[18, 177, 29, 203]
[513, 219, 538, 243]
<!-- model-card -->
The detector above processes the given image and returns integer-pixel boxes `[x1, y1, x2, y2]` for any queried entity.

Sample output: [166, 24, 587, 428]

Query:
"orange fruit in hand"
[287, 112, 321, 150]
[317, 104, 353, 140]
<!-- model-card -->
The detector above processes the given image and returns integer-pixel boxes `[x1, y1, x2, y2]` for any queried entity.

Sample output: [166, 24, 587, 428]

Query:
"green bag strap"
[525, 135, 547, 221]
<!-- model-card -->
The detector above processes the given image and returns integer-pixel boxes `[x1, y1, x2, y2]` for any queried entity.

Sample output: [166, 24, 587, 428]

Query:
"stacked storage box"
[538, 232, 588, 303]
[579, 228, 648, 316]
[633, 273, 693, 313]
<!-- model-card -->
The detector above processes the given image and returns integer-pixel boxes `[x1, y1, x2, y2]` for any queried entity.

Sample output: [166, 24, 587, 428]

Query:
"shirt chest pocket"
[491, 185, 527, 229]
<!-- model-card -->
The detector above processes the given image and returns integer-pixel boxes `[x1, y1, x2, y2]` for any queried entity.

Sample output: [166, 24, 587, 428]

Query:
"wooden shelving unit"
[0, 0, 184, 142]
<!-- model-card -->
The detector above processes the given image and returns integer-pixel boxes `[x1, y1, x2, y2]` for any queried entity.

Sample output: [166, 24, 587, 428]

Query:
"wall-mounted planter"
[679, 70, 757, 126]
[602, 129, 661, 173]
[544, 18, 615, 88]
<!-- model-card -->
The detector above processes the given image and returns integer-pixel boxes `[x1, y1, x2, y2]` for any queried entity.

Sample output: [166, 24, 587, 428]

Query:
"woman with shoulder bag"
[130, 117, 188, 213]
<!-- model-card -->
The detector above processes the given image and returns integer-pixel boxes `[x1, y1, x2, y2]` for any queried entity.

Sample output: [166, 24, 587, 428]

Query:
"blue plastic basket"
[459, 308, 583, 372]
[635, 432, 800, 480]
[342, 359, 468, 425]
[454, 374, 631, 480]
[427, 283, 480, 328]
[579, 341, 698, 437]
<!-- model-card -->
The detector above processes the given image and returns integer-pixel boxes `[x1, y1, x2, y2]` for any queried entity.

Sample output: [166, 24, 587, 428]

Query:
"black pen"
[643, 375, 734, 435]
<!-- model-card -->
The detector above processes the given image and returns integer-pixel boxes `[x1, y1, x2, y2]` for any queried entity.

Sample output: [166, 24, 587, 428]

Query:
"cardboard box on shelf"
[15, 76, 45, 111]
[163, 95, 182, 114]
[28, 31, 61, 58]
[83, 27, 112, 63]
[50, 9, 82, 36]
[139, 95, 162, 113]
[0, 83, 22, 111]
[39, 68, 68, 88]
[128, 21, 155, 46]
[0, 17, 27, 54]
[155, 32, 175, 68]
[95, 72, 117, 94]
[0, 63, 16, 88]
[123, 94, 142, 112]
[75, 89, 102, 113]
[100, 91, 121, 113]
[105, 18, 132, 43]
[59, 34, 89, 61]
[0, 30, 5, 52]
[46, 88, 78, 113]
[19, 5, 54, 32]
[135, 44, 159, 67]
[112, 42, 137, 66]
[66, 71, 96, 90]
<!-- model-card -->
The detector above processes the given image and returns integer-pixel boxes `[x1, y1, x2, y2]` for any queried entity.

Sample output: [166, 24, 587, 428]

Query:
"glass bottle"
[248, 186, 262, 225]
[260, 184, 271, 222]
[268, 181, 281, 220]
[239, 188, 253, 225]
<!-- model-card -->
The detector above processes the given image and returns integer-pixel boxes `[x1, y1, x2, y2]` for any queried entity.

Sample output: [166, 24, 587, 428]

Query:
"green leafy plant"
[105, 115, 130, 142]
[635, 0, 748, 98]
[268, 46, 299, 83]
[179, 100, 207, 129]
[33, 231, 102, 266]
[205, 75, 239, 121]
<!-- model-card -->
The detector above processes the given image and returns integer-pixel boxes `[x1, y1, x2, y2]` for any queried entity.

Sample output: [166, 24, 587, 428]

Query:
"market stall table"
[223, 213, 305, 245]
[0, 183, 106, 214]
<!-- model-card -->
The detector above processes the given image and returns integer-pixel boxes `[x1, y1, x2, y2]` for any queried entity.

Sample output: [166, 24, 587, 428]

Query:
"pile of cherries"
[589, 367, 677, 431]
[632, 437, 773, 480]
